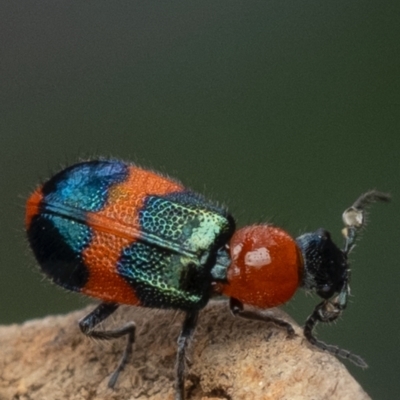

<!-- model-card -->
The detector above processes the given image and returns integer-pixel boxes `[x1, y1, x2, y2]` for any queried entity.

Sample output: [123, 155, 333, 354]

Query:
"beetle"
[25, 159, 390, 399]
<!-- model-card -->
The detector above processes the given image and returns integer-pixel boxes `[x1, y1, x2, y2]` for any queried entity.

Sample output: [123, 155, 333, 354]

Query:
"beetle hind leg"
[78, 302, 136, 388]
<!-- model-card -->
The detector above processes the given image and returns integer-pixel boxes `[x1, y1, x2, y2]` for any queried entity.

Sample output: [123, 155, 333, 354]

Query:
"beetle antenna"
[342, 190, 390, 255]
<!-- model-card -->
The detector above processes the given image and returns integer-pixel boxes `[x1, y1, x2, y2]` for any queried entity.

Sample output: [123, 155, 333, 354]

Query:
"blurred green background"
[1, 1, 399, 398]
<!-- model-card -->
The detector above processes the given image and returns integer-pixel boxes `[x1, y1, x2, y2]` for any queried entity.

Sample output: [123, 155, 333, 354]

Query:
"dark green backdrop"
[1, 1, 399, 398]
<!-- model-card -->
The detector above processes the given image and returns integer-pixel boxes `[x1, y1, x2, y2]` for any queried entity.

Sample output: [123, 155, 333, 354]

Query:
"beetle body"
[25, 159, 389, 400]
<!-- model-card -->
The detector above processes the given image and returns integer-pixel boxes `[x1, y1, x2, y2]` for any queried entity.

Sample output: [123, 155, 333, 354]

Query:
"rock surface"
[0, 301, 370, 400]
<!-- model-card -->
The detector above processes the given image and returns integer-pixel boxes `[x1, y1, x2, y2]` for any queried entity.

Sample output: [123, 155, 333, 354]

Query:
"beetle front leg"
[304, 299, 367, 367]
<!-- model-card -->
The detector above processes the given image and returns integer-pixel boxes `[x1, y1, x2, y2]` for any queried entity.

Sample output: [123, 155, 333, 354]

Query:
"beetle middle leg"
[176, 310, 199, 400]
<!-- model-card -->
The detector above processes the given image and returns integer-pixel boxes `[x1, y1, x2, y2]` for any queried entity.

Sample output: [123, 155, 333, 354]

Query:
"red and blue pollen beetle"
[25, 159, 390, 399]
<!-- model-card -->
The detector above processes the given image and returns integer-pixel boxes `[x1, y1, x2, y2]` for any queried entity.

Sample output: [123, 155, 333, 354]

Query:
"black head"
[296, 228, 348, 301]
[296, 190, 390, 309]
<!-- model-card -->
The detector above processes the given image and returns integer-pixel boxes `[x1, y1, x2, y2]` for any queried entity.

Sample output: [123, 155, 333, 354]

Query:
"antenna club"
[342, 190, 390, 252]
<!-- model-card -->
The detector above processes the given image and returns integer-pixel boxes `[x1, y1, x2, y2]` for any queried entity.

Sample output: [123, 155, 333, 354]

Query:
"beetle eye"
[321, 284, 331, 293]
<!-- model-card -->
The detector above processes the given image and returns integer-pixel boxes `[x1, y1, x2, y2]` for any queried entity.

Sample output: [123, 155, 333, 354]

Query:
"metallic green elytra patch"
[117, 193, 235, 310]
[139, 195, 230, 254]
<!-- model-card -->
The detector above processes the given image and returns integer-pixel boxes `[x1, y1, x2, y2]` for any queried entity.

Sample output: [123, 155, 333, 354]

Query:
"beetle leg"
[79, 302, 136, 388]
[176, 310, 199, 400]
[304, 300, 367, 367]
[229, 298, 296, 338]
